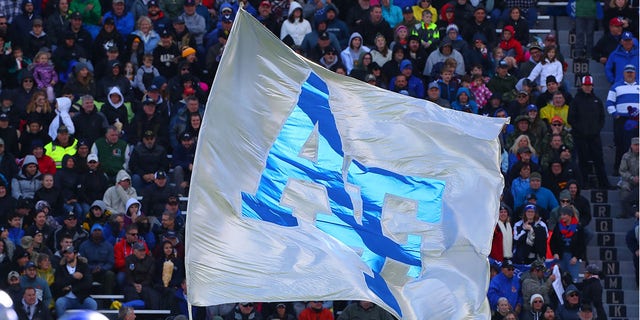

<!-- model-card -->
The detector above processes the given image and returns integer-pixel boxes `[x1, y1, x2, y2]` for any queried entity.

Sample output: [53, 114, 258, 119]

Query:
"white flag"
[185, 9, 506, 319]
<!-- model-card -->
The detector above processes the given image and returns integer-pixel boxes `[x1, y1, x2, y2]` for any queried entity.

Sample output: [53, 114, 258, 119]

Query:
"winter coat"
[280, 2, 312, 46]
[568, 90, 605, 137]
[605, 41, 639, 84]
[11, 155, 42, 200]
[48, 97, 75, 140]
[102, 170, 137, 214]
[53, 256, 93, 302]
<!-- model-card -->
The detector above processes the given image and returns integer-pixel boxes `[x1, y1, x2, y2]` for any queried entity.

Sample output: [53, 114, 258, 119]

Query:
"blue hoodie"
[451, 87, 479, 114]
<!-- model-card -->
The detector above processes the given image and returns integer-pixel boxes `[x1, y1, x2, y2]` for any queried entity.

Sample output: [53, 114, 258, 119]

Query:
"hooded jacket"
[11, 155, 42, 200]
[280, 1, 312, 46]
[54, 154, 81, 203]
[48, 97, 75, 140]
[451, 87, 479, 113]
[340, 32, 371, 74]
[100, 86, 130, 127]
[102, 170, 137, 214]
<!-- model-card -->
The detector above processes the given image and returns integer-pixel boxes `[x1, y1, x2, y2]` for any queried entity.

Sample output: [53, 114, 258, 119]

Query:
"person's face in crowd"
[161, 214, 175, 229]
[504, 313, 517, 320]
[441, 70, 453, 82]
[622, 38, 634, 51]
[0, 185, 6, 198]
[119, 177, 131, 189]
[139, 19, 152, 33]
[516, 92, 528, 104]
[26, 163, 39, 176]
[447, 29, 457, 41]
[82, 98, 95, 112]
[64, 214, 77, 227]
[76, 144, 89, 157]
[35, 211, 46, 226]
[502, 30, 512, 41]
[106, 128, 119, 144]
[375, 35, 386, 50]
[143, 135, 156, 148]
[23, 288, 37, 305]
[59, 0, 70, 12]
[113, 1, 125, 15]
[24, 2, 33, 13]
[126, 228, 139, 243]
[631, 142, 639, 153]
[527, 108, 538, 119]
[32, 22, 43, 36]
[133, 247, 146, 259]
[566, 291, 580, 305]
[510, 8, 520, 20]
[160, 33, 172, 46]
[8, 216, 21, 228]
[64, 157, 74, 170]
[351, 36, 362, 49]
[60, 238, 73, 251]
[39, 256, 51, 270]
[91, 206, 103, 218]
[324, 50, 336, 63]
[458, 92, 469, 104]
[502, 265, 515, 278]
[173, 21, 185, 32]
[186, 99, 200, 113]
[128, 204, 139, 217]
[190, 114, 201, 129]
[393, 48, 404, 61]
[239, 303, 254, 315]
[525, 208, 536, 222]
[155, 175, 167, 187]
[517, 137, 530, 148]
[163, 242, 174, 256]
[335, 67, 346, 75]
[517, 119, 529, 131]
[149, 4, 160, 16]
[427, 87, 440, 100]
[543, 307, 555, 319]
[529, 178, 541, 190]
[546, 48, 556, 61]
[409, 39, 420, 51]
[143, 103, 156, 116]
[276, 305, 286, 317]
[71, 17, 82, 29]
[87, 158, 99, 171]
[317, 35, 330, 48]
[560, 147, 571, 161]
[370, 7, 382, 23]
[258, 3, 271, 17]
[8, 276, 20, 286]
[474, 9, 485, 22]
[326, 9, 336, 22]
[394, 75, 407, 89]
[519, 165, 530, 179]
[530, 48, 542, 62]
[496, 66, 508, 77]
[22, 77, 34, 90]
[165, 199, 179, 214]
[58, 131, 70, 144]
[499, 208, 509, 222]
[184, 2, 196, 15]
[550, 162, 563, 175]
[401, 66, 412, 78]
[623, 70, 636, 83]
[0, 16, 8, 31]
[552, 94, 565, 107]
[421, 11, 432, 24]
[609, 23, 622, 36]
[26, 265, 37, 278]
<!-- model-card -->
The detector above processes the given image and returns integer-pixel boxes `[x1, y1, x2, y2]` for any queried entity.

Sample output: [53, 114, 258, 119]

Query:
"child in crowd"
[451, 87, 479, 114]
[31, 51, 58, 103]
[437, 67, 459, 102]
[134, 54, 160, 95]
[413, 10, 439, 54]
[470, 74, 493, 110]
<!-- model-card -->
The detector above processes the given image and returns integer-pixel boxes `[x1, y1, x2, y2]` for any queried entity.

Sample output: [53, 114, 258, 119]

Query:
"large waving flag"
[185, 9, 506, 319]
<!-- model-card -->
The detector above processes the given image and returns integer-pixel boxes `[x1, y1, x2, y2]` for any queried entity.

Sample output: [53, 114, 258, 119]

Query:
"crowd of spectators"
[0, 0, 637, 319]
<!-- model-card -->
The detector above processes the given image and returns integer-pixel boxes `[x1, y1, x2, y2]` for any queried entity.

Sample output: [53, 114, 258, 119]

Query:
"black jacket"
[53, 257, 93, 302]
[14, 299, 52, 320]
[568, 90, 605, 137]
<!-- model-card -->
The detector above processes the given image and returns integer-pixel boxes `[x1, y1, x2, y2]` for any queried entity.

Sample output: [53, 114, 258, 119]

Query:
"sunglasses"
[568, 293, 578, 297]
[551, 123, 562, 127]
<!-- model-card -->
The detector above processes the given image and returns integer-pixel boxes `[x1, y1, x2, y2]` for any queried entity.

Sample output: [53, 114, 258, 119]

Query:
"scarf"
[497, 220, 513, 258]
[559, 216, 578, 246]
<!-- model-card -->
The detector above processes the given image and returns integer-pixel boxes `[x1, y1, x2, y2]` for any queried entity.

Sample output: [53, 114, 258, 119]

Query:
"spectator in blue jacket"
[102, 0, 135, 38]
[605, 32, 639, 84]
[488, 260, 522, 315]
[389, 59, 424, 98]
[79, 224, 115, 294]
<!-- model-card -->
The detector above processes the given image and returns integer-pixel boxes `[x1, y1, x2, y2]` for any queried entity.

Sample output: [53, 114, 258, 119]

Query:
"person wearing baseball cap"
[606, 59, 638, 175]
[568, 74, 615, 189]
[605, 30, 638, 84]
[593, 17, 625, 64]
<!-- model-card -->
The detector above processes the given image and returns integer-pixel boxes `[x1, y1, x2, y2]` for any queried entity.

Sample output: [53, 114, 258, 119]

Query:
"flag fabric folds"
[185, 9, 507, 319]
